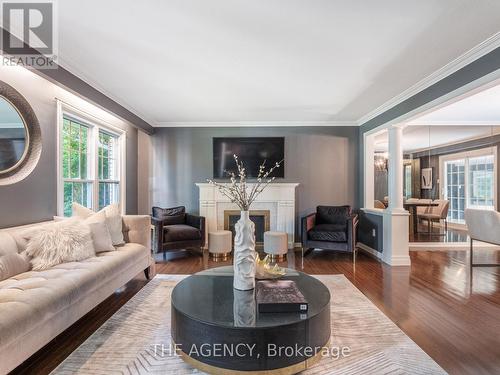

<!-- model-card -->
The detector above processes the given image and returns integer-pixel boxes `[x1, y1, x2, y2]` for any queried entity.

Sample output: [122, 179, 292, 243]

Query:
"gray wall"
[0, 67, 139, 229]
[150, 126, 359, 240]
[357, 211, 383, 252]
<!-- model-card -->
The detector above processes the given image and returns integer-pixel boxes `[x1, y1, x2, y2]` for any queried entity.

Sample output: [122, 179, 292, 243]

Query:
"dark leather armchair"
[301, 205, 358, 259]
[151, 206, 205, 255]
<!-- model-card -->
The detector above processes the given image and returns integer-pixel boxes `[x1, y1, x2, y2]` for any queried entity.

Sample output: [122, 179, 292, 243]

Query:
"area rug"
[52, 274, 446, 374]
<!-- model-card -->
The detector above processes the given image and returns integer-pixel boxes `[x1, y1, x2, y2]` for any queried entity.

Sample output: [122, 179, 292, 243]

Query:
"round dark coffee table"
[171, 266, 331, 374]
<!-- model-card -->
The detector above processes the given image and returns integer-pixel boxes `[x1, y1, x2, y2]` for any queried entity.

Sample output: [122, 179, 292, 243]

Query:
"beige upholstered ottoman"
[208, 230, 232, 261]
[264, 231, 288, 261]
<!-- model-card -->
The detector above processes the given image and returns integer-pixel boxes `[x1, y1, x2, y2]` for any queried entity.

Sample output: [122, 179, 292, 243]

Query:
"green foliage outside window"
[62, 118, 120, 216]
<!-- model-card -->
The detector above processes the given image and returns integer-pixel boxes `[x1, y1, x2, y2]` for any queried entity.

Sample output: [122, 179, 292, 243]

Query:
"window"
[98, 131, 120, 210]
[58, 104, 125, 216]
[61, 118, 92, 216]
[468, 155, 494, 209]
[440, 148, 496, 224]
[444, 159, 465, 223]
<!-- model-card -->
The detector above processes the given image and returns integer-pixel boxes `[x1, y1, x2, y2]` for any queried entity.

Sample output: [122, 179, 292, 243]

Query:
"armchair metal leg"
[470, 238, 473, 269]
[470, 238, 500, 268]
[303, 248, 314, 257]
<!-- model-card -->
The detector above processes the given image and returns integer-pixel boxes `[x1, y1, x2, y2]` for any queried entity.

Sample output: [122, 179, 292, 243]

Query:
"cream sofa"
[0, 215, 153, 374]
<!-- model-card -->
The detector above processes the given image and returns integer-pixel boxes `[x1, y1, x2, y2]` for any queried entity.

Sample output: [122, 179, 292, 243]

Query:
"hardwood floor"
[409, 223, 469, 242]
[12, 248, 500, 375]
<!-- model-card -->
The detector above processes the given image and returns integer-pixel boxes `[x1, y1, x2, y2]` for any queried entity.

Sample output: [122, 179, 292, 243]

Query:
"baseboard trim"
[357, 243, 383, 260]
[388, 255, 412, 266]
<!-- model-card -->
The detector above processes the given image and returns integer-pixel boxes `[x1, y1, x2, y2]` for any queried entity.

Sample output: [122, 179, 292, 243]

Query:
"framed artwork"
[421, 168, 432, 190]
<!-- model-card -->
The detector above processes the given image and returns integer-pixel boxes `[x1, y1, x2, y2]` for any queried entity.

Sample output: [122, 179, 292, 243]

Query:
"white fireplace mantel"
[196, 183, 299, 248]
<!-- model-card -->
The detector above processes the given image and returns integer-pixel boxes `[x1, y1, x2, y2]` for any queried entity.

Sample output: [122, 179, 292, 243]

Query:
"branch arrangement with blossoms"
[207, 154, 284, 211]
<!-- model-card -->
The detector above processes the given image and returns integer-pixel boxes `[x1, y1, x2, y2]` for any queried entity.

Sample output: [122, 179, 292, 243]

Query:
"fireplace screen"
[224, 210, 270, 247]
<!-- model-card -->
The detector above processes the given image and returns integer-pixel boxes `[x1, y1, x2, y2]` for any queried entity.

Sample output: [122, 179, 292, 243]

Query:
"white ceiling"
[57, 0, 500, 126]
[407, 84, 500, 125]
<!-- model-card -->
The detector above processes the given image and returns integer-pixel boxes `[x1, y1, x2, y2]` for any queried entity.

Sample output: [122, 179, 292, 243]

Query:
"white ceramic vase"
[233, 289, 256, 327]
[233, 210, 257, 290]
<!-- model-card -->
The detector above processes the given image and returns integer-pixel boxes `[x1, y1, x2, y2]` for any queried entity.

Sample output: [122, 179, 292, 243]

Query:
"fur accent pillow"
[10, 227, 41, 253]
[72, 203, 124, 246]
[25, 219, 96, 271]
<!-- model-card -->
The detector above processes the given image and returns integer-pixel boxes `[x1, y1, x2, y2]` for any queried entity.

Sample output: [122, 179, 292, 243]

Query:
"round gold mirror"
[0, 96, 29, 173]
[0, 80, 41, 185]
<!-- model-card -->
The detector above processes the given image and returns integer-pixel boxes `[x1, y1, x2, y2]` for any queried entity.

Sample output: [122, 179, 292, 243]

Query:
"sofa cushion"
[163, 224, 201, 243]
[153, 206, 186, 225]
[0, 253, 30, 281]
[0, 233, 18, 256]
[316, 205, 351, 225]
[0, 242, 149, 349]
[308, 224, 347, 242]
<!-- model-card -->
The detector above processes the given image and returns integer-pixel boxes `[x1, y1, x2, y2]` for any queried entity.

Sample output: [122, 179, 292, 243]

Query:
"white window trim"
[438, 146, 497, 226]
[56, 100, 127, 216]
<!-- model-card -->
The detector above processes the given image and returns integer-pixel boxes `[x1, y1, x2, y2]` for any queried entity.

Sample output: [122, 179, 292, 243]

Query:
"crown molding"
[357, 32, 500, 126]
[407, 120, 500, 126]
[406, 132, 500, 155]
[55, 57, 157, 129]
[153, 120, 358, 127]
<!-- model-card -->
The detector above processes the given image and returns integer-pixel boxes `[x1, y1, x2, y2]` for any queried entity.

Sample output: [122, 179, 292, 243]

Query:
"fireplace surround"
[224, 210, 271, 247]
[196, 183, 299, 249]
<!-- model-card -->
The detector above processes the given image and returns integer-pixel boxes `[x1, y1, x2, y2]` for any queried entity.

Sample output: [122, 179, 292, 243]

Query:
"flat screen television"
[213, 137, 285, 179]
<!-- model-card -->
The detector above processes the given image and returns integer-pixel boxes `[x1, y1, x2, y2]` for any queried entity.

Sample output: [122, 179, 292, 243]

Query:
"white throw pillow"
[71, 203, 93, 218]
[102, 204, 124, 246]
[83, 211, 115, 253]
[25, 219, 96, 271]
[72, 203, 124, 246]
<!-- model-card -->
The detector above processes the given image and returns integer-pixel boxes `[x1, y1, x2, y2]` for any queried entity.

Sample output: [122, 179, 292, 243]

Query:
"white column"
[388, 126, 405, 212]
[382, 125, 410, 266]
[364, 133, 375, 208]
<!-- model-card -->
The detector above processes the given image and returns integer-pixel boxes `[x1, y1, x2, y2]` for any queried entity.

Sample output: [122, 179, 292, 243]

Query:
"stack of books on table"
[256, 280, 308, 313]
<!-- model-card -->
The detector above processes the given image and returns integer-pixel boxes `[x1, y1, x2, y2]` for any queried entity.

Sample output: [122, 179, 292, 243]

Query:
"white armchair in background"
[464, 208, 500, 268]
